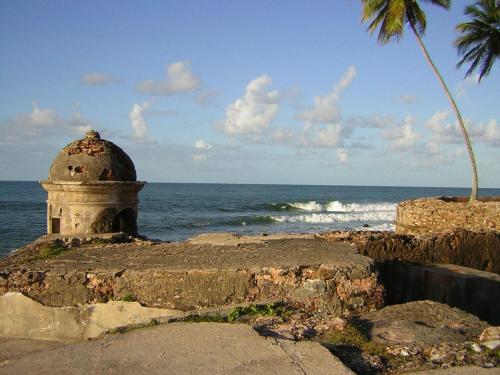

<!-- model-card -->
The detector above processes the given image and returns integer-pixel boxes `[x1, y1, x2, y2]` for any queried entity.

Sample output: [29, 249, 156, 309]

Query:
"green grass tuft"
[120, 292, 137, 302]
[39, 242, 67, 258]
[325, 323, 387, 357]
[227, 302, 291, 322]
[184, 314, 227, 323]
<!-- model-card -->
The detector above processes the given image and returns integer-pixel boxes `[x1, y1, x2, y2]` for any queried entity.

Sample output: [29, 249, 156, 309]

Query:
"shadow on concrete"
[377, 260, 500, 325]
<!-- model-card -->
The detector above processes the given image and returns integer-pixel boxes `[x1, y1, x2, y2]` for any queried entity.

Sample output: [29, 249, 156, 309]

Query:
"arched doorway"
[112, 208, 137, 235]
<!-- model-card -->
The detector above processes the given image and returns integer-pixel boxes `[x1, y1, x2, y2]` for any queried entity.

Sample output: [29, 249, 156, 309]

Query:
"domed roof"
[48, 130, 137, 182]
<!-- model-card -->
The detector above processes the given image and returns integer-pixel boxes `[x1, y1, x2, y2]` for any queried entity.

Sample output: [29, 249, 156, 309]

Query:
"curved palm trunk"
[410, 24, 478, 201]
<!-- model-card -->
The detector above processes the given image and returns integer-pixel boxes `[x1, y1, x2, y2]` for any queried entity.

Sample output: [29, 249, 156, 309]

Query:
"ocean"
[1, 181, 499, 256]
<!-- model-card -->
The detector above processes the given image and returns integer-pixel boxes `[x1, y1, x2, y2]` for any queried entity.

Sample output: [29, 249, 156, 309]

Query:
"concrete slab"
[188, 232, 315, 246]
[0, 292, 184, 342]
[0, 323, 355, 375]
[0, 337, 62, 363]
[0, 236, 383, 316]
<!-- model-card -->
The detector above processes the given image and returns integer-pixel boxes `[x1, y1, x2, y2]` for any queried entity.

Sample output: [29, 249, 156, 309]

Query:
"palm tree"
[456, 0, 500, 82]
[361, 0, 479, 201]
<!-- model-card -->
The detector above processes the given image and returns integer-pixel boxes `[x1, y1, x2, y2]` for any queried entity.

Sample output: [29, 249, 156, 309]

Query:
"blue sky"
[1, 0, 498, 188]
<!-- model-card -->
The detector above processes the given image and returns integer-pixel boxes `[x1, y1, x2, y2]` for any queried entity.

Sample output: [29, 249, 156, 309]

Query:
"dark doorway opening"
[112, 208, 137, 235]
[51, 218, 60, 234]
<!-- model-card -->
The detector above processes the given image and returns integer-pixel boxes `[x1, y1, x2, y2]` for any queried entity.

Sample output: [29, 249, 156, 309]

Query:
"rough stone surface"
[0, 292, 183, 342]
[321, 229, 500, 274]
[0, 235, 384, 316]
[356, 300, 488, 346]
[481, 327, 500, 342]
[396, 197, 500, 235]
[406, 367, 500, 374]
[0, 323, 355, 375]
[388, 264, 500, 325]
[318, 301, 498, 374]
[48, 130, 136, 182]
[319, 230, 500, 323]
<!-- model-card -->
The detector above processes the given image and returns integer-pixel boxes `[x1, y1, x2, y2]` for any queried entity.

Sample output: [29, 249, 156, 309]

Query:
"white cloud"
[382, 115, 420, 151]
[0, 102, 91, 143]
[398, 94, 418, 104]
[136, 61, 201, 96]
[128, 101, 152, 142]
[482, 119, 500, 146]
[222, 74, 279, 135]
[195, 139, 213, 150]
[196, 90, 218, 105]
[346, 114, 395, 129]
[336, 148, 348, 165]
[455, 74, 480, 99]
[426, 110, 462, 144]
[294, 66, 357, 150]
[192, 154, 207, 163]
[67, 110, 92, 135]
[80, 72, 121, 86]
[269, 127, 294, 144]
[300, 122, 345, 148]
[297, 66, 356, 124]
[427, 110, 500, 147]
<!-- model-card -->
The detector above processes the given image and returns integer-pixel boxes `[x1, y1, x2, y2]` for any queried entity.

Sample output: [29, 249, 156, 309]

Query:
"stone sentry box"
[40, 130, 145, 236]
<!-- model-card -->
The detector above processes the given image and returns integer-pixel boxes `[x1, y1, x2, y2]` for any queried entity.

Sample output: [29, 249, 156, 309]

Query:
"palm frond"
[455, 0, 500, 81]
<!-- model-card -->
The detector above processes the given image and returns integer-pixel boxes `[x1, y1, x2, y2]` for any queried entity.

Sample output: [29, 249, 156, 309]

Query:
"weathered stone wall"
[0, 264, 384, 318]
[396, 197, 500, 235]
[359, 229, 500, 274]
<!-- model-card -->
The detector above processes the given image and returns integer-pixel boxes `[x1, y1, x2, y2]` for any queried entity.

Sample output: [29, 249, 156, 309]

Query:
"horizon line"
[1, 180, 499, 190]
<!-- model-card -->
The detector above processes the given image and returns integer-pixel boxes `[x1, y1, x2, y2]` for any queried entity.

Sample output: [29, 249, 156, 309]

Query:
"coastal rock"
[479, 326, 500, 342]
[482, 340, 500, 350]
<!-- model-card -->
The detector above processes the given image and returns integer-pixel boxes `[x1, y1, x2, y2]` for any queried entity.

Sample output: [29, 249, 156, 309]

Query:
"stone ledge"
[0, 235, 384, 317]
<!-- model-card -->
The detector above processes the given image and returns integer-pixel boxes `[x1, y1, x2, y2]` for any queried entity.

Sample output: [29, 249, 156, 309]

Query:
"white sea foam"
[271, 210, 396, 224]
[325, 201, 396, 212]
[288, 200, 397, 213]
[289, 201, 323, 211]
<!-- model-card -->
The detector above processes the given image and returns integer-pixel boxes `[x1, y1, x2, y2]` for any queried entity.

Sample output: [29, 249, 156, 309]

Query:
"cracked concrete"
[0, 323, 355, 375]
[0, 292, 183, 342]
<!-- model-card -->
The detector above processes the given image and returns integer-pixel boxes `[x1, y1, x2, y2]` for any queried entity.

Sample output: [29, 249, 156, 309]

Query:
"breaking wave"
[271, 210, 395, 224]
[270, 200, 396, 213]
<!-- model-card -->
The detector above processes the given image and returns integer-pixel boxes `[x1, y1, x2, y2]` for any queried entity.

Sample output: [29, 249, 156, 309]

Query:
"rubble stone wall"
[396, 197, 500, 235]
[0, 264, 384, 318]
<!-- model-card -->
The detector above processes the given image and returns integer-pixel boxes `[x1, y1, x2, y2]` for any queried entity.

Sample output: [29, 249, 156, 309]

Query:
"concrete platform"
[0, 323, 355, 375]
[0, 234, 383, 316]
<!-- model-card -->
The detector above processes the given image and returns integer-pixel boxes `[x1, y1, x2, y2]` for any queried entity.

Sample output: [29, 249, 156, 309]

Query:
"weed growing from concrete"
[39, 242, 67, 258]
[146, 319, 160, 327]
[90, 237, 112, 245]
[106, 319, 161, 336]
[184, 314, 227, 323]
[323, 323, 391, 374]
[120, 292, 137, 302]
[227, 302, 291, 322]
